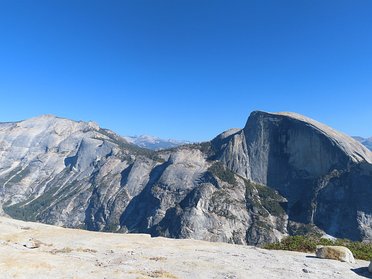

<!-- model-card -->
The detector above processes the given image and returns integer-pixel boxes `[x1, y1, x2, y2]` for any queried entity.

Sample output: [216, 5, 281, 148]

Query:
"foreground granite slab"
[0, 217, 369, 279]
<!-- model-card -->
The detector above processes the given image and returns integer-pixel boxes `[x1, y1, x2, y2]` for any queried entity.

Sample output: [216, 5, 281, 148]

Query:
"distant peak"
[26, 114, 59, 121]
[25, 114, 63, 123]
[123, 135, 191, 150]
[11, 115, 103, 135]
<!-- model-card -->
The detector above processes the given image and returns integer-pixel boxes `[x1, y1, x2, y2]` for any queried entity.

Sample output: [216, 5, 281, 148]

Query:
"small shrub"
[244, 180, 286, 217]
[149, 256, 167, 261]
[147, 270, 177, 278]
[208, 162, 237, 186]
[50, 247, 73, 254]
[76, 248, 97, 253]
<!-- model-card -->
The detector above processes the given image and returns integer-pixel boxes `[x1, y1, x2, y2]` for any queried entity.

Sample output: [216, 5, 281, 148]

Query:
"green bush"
[208, 162, 237, 186]
[244, 180, 286, 217]
[264, 235, 372, 260]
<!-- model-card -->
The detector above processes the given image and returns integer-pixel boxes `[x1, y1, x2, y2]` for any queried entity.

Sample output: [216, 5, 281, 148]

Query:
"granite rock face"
[218, 111, 372, 241]
[0, 114, 287, 245]
[1, 216, 368, 279]
[0, 112, 371, 245]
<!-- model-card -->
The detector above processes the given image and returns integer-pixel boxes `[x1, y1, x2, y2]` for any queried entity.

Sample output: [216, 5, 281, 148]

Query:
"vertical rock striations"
[218, 111, 372, 240]
[0, 111, 371, 245]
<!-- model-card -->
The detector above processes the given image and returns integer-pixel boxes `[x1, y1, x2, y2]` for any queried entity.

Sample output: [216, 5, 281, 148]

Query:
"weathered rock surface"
[0, 111, 371, 245]
[0, 217, 369, 279]
[217, 111, 372, 241]
[316, 245, 355, 263]
[0, 114, 287, 245]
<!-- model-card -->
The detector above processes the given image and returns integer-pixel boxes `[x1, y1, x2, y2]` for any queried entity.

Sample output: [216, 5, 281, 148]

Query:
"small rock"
[315, 245, 355, 263]
[368, 261, 372, 273]
[302, 268, 311, 273]
[22, 240, 40, 249]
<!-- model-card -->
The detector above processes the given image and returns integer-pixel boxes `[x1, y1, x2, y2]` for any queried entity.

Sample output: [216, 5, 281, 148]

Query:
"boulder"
[368, 261, 372, 273]
[21, 238, 41, 249]
[315, 246, 355, 263]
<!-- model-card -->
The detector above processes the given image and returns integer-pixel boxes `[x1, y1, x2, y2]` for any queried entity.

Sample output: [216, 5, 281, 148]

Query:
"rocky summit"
[0, 111, 372, 246]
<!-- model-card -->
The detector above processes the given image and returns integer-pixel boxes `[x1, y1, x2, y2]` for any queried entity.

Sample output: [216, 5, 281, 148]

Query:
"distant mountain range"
[353, 136, 372, 151]
[0, 112, 372, 246]
[123, 135, 190, 150]
[124, 135, 372, 152]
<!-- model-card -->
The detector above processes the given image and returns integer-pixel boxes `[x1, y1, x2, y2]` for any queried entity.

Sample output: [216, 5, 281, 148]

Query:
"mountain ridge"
[0, 111, 371, 245]
[353, 136, 372, 151]
[123, 135, 191, 150]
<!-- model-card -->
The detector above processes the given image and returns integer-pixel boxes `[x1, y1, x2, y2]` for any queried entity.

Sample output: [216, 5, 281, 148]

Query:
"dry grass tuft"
[76, 247, 97, 253]
[149, 256, 167, 261]
[132, 269, 178, 279]
[50, 247, 73, 254]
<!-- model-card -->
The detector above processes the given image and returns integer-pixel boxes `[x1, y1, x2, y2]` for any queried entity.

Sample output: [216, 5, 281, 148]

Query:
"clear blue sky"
[0, 0, 371, 141]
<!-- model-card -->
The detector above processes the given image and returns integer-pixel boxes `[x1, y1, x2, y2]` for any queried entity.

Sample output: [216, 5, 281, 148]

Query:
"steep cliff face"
[0, 115, 287, 245]
[0, 115, 156, 227]
[218, 111, 372, 240]
[0, 112, 371, 244]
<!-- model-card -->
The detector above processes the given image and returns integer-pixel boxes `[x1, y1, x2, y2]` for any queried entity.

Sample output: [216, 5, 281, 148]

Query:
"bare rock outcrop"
[0, 217, 369, 279]
[0, 111, 371, 245]
[0, 114, 287, 245]
[316, 245, 355, 263]
[218, 111, 372, 241]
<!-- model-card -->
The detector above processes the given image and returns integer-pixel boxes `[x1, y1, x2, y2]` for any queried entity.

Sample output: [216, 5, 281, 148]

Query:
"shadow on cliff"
[262, 117, 372, 241]
[119, 161, 171, 233]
